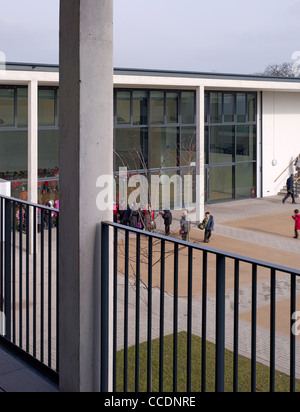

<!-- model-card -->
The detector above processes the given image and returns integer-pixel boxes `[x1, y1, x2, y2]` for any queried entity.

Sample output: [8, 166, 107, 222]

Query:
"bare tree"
[260, 62, 295, 78]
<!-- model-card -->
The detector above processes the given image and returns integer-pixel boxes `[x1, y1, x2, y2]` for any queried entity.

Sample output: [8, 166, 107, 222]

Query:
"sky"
[0, 0, 300, 74]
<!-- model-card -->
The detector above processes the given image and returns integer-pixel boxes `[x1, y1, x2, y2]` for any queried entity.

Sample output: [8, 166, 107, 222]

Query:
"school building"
[0, 62, 300, 213]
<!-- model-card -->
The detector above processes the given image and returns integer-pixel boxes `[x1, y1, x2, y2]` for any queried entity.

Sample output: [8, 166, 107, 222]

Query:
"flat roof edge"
[5, 62, 300, 83]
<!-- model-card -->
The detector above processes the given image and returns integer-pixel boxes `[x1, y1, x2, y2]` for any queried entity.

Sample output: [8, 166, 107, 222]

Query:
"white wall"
[262, 91, 300, 196]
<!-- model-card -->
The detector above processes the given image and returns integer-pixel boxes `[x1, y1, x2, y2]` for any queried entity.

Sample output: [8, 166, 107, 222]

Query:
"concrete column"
[28, 80, 38, 205]
[196, 85, 205, 223]
[59, 0, 114, 392]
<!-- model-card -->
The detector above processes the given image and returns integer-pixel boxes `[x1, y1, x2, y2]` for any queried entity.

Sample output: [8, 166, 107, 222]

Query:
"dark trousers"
[165, 225, 170, 236]
[295, 230, 299, 239]
[283, 191, 296, 204]
[204, 229, 212, 243]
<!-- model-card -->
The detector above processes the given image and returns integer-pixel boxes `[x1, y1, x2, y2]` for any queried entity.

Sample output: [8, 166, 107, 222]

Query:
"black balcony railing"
[0, 195, 59, 382]
[101, 222, 300, 393]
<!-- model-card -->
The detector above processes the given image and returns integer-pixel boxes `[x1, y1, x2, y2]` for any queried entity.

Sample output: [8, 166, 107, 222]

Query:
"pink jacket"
[292, 214, 300, 230]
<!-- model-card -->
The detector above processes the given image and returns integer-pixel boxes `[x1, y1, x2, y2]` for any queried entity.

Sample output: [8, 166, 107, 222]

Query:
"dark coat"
[129, 210, 139, 228]
[287, 176, 295, 192]
[162, 210, 172, 226]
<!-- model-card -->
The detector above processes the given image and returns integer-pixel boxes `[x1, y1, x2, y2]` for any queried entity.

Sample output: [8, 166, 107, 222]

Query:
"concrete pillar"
[28, 80, 38, 205]
[59, 0, 114, 392]
[196, 85, 205, 222]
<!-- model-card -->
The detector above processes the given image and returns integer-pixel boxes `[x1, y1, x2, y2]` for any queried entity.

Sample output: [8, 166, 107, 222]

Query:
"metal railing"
[0, 195, 59, 381]
[101, 222, 300, 393]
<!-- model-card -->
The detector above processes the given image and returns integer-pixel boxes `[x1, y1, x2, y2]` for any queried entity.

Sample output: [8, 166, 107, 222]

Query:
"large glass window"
[181, 127, 196, 167]
[205, 91, 257, 203]
[236, 163, 257, 199]
[0, 130, 28, 198]
[115, 128, 148, 171]
[0, 88, 15, 127]
[17, 88, 28, 128]
[117, 91, 131, 125]
[114, 90, 197, 209]
[209, 165, 235, 202]
[224, 93, 235, 123]
[133, 91, 147, 125]
[210, 92, 222, 123]
[39, 89, 55, 126]
[210, 125, 235, 164]
[236, 125, 256, 162]
[166, 92, 178, 124]
[150, 127, 178, 169]
[237, 93, 247, 123]
[150, 91, 164, 125]
[181, 92, 195, 124]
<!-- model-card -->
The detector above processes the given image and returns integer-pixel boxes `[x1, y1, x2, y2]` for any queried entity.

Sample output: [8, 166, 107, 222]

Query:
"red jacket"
[292, 214, 300, 230]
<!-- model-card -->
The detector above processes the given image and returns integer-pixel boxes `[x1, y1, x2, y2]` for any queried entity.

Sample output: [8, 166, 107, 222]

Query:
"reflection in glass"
[236, 163, 256, 199]
[0, 130, 28, 198]
[209, 165, 234, 202]
[248, 93, 256, 122]
[39, 89, 55, 126]
[236, 125, 256, 162]
[237, 93, 246, 123]
[181, 127, 196, 167]
[224, 93, 234, 122]
[150, 91, 164, 124]
[115, 128, 148, 171]
[150, 127, 178, 169]
[38, 129, 59, 175]
[0, 88, 15, 127]
[17, 88, 28, 128]
[181, 92, 195, 124]
[210, 92, 222, 123]
[166, 92, 178, 124]
[210, 126, 235, 164]
[117, 91, 131, 125]
[133, 91, 147, 125]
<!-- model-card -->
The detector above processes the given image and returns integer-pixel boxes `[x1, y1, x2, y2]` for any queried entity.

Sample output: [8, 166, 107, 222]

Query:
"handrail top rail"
[274, 153, 300, 183]
[102, 221, 300, 277]
[0, 194, 59, 213]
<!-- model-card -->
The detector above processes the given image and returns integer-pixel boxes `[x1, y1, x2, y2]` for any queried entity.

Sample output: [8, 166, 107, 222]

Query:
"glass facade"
[205, 91, 257, 203]
[0, 83, 258, 208]
[114, 89, 196, 209]
[0, 86, 59, 204]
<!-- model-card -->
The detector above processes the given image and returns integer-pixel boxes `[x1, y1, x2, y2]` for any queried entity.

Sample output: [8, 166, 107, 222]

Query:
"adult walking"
[282, 174, 296, 204]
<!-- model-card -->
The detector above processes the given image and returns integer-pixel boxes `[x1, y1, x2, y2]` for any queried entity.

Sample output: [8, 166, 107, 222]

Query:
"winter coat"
[129, 210, 139, 228]
[292, 214, 300, 230]
[287, 176, 295, 192]
[203, 216, 215, 231]
[162, 210, 173, 226]
[180, 217, 190, 234]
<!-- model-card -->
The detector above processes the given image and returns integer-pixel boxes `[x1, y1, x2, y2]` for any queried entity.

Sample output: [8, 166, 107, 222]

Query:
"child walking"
[292, 209, 300, 239]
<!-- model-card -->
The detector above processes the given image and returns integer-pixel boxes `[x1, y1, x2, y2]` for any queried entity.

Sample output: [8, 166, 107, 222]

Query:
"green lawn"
[116, 332, 300, 392]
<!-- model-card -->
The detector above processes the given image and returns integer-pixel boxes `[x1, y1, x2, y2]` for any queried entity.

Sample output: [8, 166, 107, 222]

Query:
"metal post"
[101, 222, 109, 392]
[4, 199, 11, 340]
[215, 254, 226, 393]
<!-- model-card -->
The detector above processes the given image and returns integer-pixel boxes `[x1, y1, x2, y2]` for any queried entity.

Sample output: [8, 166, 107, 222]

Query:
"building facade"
[0, 63, 300, 217]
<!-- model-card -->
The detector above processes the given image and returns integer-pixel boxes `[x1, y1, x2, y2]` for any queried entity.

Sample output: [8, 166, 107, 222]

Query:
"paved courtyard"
[115, 195, 300, 385]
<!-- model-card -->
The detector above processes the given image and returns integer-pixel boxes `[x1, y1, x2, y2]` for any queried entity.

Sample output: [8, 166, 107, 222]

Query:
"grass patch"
[116, 332, 300, 392]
